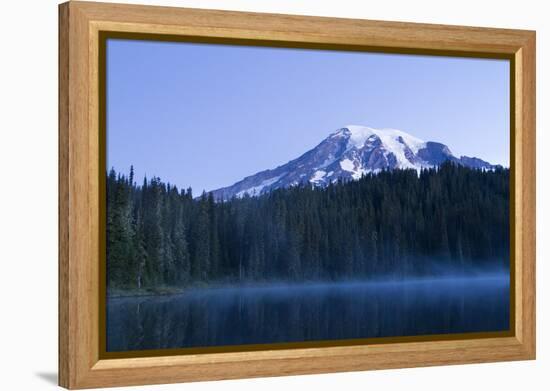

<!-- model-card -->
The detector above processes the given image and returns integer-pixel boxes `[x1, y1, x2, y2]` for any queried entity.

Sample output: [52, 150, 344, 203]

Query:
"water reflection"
[106, 276, 509, 352]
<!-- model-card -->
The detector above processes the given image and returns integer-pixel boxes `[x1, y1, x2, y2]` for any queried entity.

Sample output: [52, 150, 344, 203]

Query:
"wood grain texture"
[517, 35, 536, 355]
[58, 1, 536, 388]
[58, 3, 70, 387]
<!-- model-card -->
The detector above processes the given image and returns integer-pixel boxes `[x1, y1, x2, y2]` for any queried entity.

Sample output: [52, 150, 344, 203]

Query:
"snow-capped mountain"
[210, 125, 499, 200]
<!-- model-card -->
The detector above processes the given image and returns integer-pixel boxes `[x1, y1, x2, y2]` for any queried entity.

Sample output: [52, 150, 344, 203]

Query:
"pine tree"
[106, 163, 510, 290]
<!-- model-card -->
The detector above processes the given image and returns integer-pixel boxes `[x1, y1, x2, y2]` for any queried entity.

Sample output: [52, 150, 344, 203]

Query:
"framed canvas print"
[58, 1, 536, 389]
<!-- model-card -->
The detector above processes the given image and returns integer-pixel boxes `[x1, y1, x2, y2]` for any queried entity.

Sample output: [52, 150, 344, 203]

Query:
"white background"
[0, 0, 547, 389]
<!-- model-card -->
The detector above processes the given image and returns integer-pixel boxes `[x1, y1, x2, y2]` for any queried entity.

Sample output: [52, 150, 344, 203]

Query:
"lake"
[106, 275, 510, 352]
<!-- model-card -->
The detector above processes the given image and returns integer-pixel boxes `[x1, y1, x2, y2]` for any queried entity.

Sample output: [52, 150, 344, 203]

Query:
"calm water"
[106, 275, 510, 352]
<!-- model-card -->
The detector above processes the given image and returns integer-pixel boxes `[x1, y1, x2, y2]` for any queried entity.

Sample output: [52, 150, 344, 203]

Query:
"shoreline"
[107, 272, 509, 299]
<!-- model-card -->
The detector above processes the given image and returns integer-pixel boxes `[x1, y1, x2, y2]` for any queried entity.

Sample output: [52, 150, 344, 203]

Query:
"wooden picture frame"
[59, 1, 536, 389]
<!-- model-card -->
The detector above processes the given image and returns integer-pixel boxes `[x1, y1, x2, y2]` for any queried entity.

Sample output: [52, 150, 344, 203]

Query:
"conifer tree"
[106, 163, 510, 290]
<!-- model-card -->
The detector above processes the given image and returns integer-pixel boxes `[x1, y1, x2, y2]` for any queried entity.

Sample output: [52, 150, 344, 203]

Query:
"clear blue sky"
[107, 39, 510, 193]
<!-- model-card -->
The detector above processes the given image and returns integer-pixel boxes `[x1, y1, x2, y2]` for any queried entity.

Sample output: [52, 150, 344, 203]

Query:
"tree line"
[107, 162, 509, 290]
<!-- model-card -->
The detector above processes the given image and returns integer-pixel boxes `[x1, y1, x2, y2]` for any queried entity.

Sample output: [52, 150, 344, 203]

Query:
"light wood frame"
[59, 1, 536, 389]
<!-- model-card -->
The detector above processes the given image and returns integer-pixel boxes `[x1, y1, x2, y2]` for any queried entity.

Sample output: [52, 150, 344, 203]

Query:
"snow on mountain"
[210, 125, 499, 200]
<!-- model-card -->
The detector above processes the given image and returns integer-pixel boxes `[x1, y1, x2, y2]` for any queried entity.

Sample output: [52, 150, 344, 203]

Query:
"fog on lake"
[106, 275, 509, 352]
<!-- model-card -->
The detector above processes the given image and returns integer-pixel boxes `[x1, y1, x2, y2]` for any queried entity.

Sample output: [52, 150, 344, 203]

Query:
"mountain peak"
[210, 125, 497, 200]
[338, 125, 426, 150]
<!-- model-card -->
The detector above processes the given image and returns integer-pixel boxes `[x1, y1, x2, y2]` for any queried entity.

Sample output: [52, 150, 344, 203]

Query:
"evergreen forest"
[107, 162, 509, 291]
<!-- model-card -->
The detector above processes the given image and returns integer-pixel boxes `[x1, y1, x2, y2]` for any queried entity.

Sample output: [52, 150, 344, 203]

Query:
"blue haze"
[107, 39, 510, 193]
[107, 275, 510, 351]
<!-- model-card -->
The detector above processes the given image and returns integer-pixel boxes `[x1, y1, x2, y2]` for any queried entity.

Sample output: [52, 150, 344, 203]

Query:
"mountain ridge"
[210, 125, 500, 200]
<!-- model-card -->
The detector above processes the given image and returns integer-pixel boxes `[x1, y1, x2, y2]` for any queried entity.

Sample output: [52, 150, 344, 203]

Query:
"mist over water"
[106, 271, 509, 352]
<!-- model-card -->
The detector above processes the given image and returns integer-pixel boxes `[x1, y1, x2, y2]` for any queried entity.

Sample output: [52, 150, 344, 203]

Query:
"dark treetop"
[106, 162, 509, 291]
